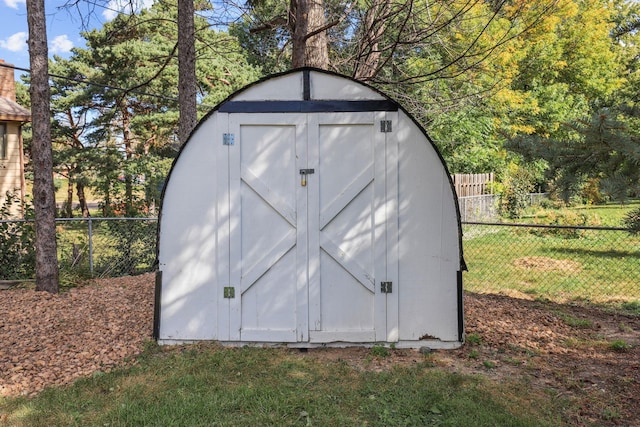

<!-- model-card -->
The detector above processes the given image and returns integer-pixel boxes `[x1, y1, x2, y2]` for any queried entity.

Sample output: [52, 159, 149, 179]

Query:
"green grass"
[569, 200, 640, 227]
[553, 311, 593, 328]
[608, 340, 632, 353]
[0, 344, 565, 427]
[463, 224, 640, 303]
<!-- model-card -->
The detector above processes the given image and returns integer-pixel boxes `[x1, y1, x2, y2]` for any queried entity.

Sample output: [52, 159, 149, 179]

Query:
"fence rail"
[2, 217, 638, 306]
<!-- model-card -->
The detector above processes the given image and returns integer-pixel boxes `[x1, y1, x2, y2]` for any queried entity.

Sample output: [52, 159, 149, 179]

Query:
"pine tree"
[508, 109, 640, 202]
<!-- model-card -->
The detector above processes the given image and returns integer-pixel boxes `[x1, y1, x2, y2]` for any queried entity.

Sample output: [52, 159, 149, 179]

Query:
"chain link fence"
[458, 195, 499, 222]
[457, 193, 549, 222]
[463, 222, 640, 303]
[2, 218, 639, 305]
[0, 217, 157, 282]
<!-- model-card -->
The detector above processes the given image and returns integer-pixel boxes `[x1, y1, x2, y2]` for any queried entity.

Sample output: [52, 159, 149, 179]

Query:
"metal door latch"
[381, 281, 392, 293]
[299, 168, 314, 187]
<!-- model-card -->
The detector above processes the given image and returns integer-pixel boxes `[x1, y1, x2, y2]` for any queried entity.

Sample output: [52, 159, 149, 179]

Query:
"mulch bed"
[0, 274, 638, 425]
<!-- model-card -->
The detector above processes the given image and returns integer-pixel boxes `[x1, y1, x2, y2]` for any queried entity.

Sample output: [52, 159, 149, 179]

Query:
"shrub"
[500, 166, 536, 219]
[623, 207, 640, 235]
[97, 219, 157, 276]
[531, 209, 601, 238]
[580, 178, 605, 205]
[0, 192, 36, 280]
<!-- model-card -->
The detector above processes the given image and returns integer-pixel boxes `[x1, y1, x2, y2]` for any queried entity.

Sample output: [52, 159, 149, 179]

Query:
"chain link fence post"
[89, 217, 95, 275]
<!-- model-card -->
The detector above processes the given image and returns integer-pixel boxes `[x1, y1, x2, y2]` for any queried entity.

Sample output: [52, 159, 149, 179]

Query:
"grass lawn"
[568, 199, 640, 226]
[0, 344, 564, 427]
[463, 200, 640, 304]
[463, 225, 640, 303]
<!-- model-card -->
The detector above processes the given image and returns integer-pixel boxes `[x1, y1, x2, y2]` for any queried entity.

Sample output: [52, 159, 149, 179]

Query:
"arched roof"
[161, 67, 465, 271]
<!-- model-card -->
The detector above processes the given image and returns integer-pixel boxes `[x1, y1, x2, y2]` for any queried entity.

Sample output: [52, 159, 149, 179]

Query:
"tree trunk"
[65, 176, 73, 217]
[290, 0, 329, 69]
[65, 108, 90, 217]
[353, 0, 392, 81]
[121, 102, 135, 217]
[26, 0, 59, 293]
[177, 0, 197, 145]
[76, 183, 90, 218]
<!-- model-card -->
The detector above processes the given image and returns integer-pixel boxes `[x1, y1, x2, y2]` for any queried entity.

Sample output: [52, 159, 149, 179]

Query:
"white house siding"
[0, 122, 25, 216]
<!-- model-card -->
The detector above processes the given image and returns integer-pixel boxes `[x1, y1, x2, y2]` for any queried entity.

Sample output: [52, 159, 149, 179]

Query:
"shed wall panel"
[234, 73, 303, 101]
[158, 118, 219, 340]
[397, 115, 460, 342]
[310, 73, 385, 101]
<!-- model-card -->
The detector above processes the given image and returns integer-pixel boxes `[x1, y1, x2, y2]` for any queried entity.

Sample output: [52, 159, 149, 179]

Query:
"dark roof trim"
[218, 99, 399, 113]
[303, 69, 311, 100]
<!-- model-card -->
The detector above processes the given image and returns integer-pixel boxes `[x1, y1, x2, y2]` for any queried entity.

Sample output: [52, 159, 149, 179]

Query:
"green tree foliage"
[504, 0, 624, 138]
[611, 0, 640, 116]
[22, 0, 640, 190]
[508, 110, 640, 202]
[383, 1, 562, 173]
[47, 1, 260, 216]
[505, 0, 640, 202]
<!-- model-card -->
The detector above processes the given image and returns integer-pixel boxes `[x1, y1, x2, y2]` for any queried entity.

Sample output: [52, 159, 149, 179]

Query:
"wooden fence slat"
[452, 173, 493, 197]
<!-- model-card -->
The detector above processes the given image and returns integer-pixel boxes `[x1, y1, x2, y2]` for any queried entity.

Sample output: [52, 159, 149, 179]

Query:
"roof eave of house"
[0, 113, 31, 122]
[0, 97, 31, 123]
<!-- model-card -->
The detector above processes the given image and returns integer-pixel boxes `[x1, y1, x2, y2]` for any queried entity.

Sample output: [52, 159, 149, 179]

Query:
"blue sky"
[0, 0, 153, 79]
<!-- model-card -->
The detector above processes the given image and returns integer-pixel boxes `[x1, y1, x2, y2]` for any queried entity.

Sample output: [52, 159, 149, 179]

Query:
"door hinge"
[223, 133, 235, 146]
[223, 286, 235, 298]
[381, 281, 392, 293]
[380, 120, 392, 133]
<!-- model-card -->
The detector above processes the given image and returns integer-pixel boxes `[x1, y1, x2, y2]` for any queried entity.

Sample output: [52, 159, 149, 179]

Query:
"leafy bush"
[623, 207, 640, 234]
[580, 178, 605, 205]
[0, 192, 35, 280]
[97, 219, 157, 276]
[530, 209, 602, 238]
[499, 164, 536, 219]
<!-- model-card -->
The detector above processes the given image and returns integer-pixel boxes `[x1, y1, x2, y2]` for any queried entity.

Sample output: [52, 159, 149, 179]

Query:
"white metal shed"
[155, 68, 465, 348]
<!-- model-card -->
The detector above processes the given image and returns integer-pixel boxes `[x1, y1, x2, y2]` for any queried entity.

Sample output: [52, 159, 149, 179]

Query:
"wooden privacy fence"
[452, 173, 494, 197]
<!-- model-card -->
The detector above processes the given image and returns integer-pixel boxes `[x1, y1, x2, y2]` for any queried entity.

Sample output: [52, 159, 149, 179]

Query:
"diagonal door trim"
[241, 166, 297, 226]
[240, 228, 297, 294]
[319, 232, 375, 293]
[319, 163, 374, 229]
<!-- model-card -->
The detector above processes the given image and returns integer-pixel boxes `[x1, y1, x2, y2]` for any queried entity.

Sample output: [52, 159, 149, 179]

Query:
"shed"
[155, 68, 465, 348]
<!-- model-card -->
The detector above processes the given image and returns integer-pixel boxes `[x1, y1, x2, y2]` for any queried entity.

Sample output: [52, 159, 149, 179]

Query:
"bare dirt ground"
[0, 274, 638, 426]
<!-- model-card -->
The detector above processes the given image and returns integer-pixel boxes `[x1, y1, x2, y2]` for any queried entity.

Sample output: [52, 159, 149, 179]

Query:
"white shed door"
[227, 112, 398, 343]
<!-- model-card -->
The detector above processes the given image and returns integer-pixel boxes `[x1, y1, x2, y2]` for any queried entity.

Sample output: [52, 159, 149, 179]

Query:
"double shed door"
[218, 112, 398, 343]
